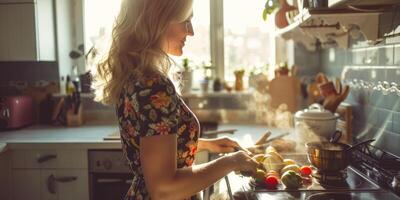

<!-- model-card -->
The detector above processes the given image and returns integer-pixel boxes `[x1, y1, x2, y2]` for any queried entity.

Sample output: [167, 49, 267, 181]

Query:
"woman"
[92, 0, 260, 199]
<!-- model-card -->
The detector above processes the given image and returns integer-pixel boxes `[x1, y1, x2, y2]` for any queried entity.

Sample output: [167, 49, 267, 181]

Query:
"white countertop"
[0, 124, 120, 151]
[0, 123, 289, 152]
[0, 125, 118, 142]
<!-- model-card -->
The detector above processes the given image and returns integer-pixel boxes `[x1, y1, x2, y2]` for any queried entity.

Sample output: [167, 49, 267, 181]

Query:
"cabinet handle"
[37, 154, 57, 163]
[54, 176, 78, 183]
[47, 174, 78, 194]
[97, 178, 125, 183]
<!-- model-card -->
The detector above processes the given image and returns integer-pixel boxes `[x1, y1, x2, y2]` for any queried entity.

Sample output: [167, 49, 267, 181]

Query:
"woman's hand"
[199, 136, 251, 154]
[227, 151, 260, 175]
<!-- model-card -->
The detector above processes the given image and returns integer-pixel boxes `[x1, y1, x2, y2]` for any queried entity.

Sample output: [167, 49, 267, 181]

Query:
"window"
[223, 0, 274, 82]
[83, 0, 275, 86]
[83, 0, 122, 70]
[177, 0, 211, 90]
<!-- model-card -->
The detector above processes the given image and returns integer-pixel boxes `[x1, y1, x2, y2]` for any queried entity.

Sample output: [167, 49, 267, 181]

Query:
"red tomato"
[300, 166, 312, 176]
[264, 175, 279, 188]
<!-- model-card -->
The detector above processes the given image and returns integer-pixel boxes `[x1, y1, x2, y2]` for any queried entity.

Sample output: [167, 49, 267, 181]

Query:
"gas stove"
[220, 144, 400, 200]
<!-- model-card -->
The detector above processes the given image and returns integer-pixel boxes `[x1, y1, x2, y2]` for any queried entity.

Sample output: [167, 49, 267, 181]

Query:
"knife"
[246, 132, 290, 153]
[74, 91, 81, 114]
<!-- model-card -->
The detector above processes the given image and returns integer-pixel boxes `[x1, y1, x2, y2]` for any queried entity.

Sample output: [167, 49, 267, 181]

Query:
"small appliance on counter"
[0, 95, 34, 131]
[294, 103, 339, 143]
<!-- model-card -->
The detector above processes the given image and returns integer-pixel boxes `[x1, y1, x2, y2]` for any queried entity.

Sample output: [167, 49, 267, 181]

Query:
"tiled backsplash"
[0, 61, 59, 95]
[319, 39, 400, 155]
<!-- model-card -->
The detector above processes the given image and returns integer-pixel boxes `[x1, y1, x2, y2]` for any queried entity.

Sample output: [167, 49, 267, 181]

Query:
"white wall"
[55, 0, 85, 79]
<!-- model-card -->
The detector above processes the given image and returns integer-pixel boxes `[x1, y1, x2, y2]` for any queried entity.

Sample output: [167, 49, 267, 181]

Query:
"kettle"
[0, 101, 10, 130]
[0, 96, 34, 131]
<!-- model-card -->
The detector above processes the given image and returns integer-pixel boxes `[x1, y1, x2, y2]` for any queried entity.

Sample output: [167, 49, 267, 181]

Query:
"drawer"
[12, 149, 88, 169]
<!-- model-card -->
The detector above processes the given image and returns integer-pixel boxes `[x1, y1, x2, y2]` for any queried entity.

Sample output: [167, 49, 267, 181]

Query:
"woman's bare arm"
[140, 134, 254, 200]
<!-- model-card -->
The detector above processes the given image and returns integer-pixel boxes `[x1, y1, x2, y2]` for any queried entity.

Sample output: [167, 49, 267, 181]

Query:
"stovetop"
[223, 153, 400, 200]
[233, 191, 400, 200]
[247, 167, 380, 192]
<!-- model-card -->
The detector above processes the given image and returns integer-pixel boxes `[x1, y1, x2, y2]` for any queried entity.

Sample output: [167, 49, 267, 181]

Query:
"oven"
[88, 149, 132, 200]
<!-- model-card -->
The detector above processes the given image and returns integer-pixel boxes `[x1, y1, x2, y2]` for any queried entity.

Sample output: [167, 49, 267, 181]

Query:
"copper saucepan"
[305, 131, 375, 172]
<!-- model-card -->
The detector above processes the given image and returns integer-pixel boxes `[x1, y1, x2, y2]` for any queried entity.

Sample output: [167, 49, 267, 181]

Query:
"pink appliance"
[0, 95, 34, 130]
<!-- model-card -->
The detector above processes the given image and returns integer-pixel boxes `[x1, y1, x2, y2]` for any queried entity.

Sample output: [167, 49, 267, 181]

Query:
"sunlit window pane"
[179, 0, 211, 89]
[84, 0, 121, 70]
[223, 0, 272, 82]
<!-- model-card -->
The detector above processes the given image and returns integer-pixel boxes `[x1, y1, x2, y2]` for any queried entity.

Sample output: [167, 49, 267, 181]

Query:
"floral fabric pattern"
[116, 74, 200, 200]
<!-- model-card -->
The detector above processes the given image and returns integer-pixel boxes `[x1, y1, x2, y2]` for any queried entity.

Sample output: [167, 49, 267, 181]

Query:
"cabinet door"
[36, 0, 56, 60]
[11, 169, 41, 200]
[0, 151, 11, 200]
[0, 3, 37, 61]
[42, 169, 89, 200]
[57, 169, 89, 200]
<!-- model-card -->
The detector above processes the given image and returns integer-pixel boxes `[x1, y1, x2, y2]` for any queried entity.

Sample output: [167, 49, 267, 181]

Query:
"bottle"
[213, 78, 222, 92]
[66, 75, 75, 95]
[60, 76, 66, 95]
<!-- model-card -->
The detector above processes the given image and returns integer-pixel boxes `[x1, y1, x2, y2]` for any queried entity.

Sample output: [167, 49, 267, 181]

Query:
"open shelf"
[275, 8, 381, 51]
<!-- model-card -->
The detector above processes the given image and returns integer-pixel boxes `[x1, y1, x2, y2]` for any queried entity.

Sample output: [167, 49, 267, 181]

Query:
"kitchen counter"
[0, 123, 285, 152]
[0, 124, 121, 151]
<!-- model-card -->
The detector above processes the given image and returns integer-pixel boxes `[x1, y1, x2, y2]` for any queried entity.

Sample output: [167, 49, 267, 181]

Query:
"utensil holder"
[66, 104, 83, 126]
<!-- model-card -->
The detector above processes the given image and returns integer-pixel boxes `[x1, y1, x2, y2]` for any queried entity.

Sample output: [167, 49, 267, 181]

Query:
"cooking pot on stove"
[306, 140, 351, 172]
[305, 131, 375, 172]
[294, 103, 339, 143]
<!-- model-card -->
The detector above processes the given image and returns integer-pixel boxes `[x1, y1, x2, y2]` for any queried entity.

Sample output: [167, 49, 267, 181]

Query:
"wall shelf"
[328, 0, 400, 8]
[275, 8, 381, 51]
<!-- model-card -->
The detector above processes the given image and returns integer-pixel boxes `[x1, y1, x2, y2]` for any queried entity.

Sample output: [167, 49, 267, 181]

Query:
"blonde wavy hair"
[92, 0, 193, 105]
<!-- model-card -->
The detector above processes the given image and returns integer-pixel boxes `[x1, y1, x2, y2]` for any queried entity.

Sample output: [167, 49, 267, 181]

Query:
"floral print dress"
[116, 74, 200, 200]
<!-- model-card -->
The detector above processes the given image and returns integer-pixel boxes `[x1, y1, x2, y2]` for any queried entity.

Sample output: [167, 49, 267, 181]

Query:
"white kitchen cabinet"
[12, 149, 88, 169]
[0, 0, 56, 61]
[41, 169, 89, 200]
[10, 149, 89, 200]
[11, 169, 41, 200]
[0, 150, 12, 200]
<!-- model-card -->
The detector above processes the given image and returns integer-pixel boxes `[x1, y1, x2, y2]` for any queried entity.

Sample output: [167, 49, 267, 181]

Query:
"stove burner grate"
[306, 192, 374, 200]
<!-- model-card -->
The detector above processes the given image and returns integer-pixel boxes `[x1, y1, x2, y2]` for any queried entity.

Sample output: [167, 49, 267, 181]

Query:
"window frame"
[210, 0, 224, 81]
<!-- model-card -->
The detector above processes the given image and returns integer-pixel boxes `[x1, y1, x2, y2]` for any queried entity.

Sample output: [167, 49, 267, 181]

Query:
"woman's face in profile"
[163, 15, 194, 56]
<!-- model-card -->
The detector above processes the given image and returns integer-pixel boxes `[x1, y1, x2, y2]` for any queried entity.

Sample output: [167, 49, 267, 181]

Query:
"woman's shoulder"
[124, 73, 176, 95]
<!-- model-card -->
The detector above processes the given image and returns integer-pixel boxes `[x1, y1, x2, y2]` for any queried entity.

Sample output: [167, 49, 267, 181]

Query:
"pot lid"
[295, 104, 339, 120]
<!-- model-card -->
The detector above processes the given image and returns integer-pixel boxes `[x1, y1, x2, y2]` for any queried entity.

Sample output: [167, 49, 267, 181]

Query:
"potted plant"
[262, 0, 298, 29]
[200, 62, 213, 93]
[275, 62, 289, 77]
[262, 0, 280, 21]
[180, 58, 193, 94]
[69, 44, 96, 93]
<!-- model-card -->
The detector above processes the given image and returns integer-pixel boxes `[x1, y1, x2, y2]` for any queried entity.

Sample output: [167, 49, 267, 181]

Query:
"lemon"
[254, 169, 267, 183]
[253, 154, 266, 163]
[283, 159, 296, 166]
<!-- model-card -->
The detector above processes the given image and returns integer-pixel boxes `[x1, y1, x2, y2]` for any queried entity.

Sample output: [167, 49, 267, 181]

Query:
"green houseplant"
[181, 58, 193, 94]
[262, 0, 280, 21]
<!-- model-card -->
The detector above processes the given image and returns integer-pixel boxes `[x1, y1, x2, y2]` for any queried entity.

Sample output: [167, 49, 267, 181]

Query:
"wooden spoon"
[323, 84, 350, 113]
